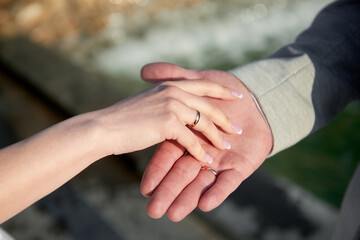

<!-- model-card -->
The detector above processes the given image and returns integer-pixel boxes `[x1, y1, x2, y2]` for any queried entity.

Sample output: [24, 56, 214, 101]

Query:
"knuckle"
[158, 81, 174, 89]
[172, 165, 192, 182]
[156, 83, 167, 92]
[164, 98, 181, 112]
[162, 111, 178, 127]
[197, 79, 211, 95]
[162, 85, 180, 97]
[172, 158, 199, 181]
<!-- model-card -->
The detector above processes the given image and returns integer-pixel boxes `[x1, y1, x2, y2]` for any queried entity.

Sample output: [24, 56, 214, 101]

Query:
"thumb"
[140, 62, 202, 84]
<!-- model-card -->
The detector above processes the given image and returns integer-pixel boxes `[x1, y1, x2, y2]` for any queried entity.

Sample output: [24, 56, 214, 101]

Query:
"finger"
[141, 62, 202, 83]
[161, 79, 243, 100]
[146, 155, 201, 219]
[198, 170, 243, 212]
[187, 110, 228, 150]
[140, 140, 184, 197]
[183, 95, 234, 134]
[172, 123, 210, 163]
[165, 87, 236, 134]
[164, 98, 226, 151]
[167, 169, 216, 222]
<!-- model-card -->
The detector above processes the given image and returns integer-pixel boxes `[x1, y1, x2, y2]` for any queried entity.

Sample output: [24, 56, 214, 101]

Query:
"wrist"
[86, 104, 131, 157]
[72, 110, 113, 161]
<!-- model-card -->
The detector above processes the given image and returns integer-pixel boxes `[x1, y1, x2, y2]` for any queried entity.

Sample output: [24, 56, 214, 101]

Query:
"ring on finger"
[201, 166, 217, 176]
[190, 110, 200, 127]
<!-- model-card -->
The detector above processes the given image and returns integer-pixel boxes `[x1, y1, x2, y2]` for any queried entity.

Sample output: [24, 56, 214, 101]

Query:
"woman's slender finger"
[164, 87, 239, 134]
[160, 79, 243, 100]
[167, 99, 226, 151]
[172, 123, 210, 163]
[184, 109, 229, 150]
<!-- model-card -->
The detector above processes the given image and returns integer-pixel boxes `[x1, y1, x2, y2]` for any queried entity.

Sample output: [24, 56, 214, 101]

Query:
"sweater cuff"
[229, 54, 316, 156]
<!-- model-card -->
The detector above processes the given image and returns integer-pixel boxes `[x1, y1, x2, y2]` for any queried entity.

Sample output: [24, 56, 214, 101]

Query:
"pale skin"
[0, 79, 242, 223]
[140, 63, 273, 222]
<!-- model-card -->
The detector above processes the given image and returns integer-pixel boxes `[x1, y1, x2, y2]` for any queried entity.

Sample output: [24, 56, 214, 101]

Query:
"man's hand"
[140, 62, 272, 221]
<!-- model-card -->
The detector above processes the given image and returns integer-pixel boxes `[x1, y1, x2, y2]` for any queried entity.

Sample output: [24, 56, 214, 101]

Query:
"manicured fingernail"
[232, 124, 243, 135]
[223, 140, 231, 149]
[231, 90, 243, 99]
[205, 154, 213, 163]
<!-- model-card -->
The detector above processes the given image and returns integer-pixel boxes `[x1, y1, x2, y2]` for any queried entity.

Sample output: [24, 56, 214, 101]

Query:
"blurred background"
[0, 0, 359, 239]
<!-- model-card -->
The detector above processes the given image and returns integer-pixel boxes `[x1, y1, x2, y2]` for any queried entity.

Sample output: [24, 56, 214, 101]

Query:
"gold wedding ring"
[201, 166, 217, 176]
[190, 110, 200, 127]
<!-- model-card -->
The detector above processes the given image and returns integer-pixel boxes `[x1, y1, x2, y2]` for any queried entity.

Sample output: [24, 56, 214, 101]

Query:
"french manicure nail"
[205, 154, 213, 164]
[231, 90, 243, 99]
[223, 140, 231, 149]
[232, 124, 243, 135]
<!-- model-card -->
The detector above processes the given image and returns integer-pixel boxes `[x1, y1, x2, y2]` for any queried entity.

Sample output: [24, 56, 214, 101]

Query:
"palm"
[140, 63, 272, 221]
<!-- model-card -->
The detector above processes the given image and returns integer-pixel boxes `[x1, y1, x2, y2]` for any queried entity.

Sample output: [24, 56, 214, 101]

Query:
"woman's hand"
[0, 76, 240, 223]
[139, 63, 273, 221]
[97, 79, 243, 163]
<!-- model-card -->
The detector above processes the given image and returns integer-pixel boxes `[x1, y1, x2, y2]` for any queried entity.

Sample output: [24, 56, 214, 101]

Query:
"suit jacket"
[230, 0, 360, 155]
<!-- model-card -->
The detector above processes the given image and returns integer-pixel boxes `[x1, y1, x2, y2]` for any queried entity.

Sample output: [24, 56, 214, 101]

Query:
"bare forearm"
[0, 78, 238, 222]
[0, 111, 106, 222]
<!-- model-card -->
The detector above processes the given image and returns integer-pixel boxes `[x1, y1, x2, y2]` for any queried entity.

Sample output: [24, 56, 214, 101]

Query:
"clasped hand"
[99, 74, 242, 163]
[138, 62, 273, 222]
[0, 62, 272, 223]
[0, 62, 241, 224]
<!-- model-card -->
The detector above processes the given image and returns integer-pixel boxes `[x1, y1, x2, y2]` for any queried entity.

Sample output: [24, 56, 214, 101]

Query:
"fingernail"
[232, 124, 243, 135]
[231, 90, 243, 99]
[223, 140, 231, 149]
[205, 154, 213, 163]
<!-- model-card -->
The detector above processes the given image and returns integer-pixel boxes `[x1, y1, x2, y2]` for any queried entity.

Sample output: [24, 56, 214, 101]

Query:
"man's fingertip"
[146, 202, 165, 219]
[198, 201, 213, 212]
